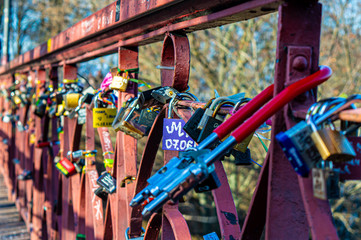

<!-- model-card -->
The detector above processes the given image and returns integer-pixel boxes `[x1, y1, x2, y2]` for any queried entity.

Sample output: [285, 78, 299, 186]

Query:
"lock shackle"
[212, 101, 235, 118]
[177, 92, 199, 102]
[306, 97, 340, 121]
[209, 97, 234, 111]
[123, 97, 140, 122]
[203, 98, 215, 110]
[168, 95, 179, 119]
[312, 95, 361, 128]
[232, 98, 252, 115]
[93, 92, 101, 109]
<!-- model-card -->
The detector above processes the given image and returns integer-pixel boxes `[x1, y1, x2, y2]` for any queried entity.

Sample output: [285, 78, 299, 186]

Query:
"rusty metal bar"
[0, 0, 294, 74]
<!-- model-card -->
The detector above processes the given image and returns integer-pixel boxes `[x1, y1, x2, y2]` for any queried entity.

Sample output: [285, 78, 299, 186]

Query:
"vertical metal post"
[61, 64, 77, 240]
[31, 68, 47, 240]
[117, 47, 138, 239]
[241, 2, 339, 240]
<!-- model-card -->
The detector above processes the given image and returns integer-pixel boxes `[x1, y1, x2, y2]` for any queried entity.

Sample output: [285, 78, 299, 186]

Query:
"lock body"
[55, 157, 77, 177]
[97, 172, 116, 194]
[64, 93, 81, 109]
[276, 121, 322, 177]
[110, 75, 128, 91]
[93, 108, 117, 128]
[194, 169, 221, 193]
[232, 148, 252, 165]
[183, 108, 205, 142]
[151, 86, 179, 104]
[312, 168, 340, 200]
[197, 115, 223, 143]
[311, 129, 356, 162]
[112, 98, 150, 139]
[34, 101, 47, 118]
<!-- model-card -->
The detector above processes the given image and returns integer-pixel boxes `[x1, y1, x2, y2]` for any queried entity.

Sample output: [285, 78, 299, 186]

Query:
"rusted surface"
[0, 1, 340, 240]
[267, 2, 338, 240]
[0, 0, 288, 75]
[161, 33, 190, 91]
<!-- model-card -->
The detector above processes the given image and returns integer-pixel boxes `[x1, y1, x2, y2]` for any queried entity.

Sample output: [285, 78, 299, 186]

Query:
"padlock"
[17, 170, 32, 181]
[197, 101, 234, 143]
[310, 116, 356, 162]
[112, 97, 148, 139]
[16, 121, 25, 132]
[232, 148, 252, 165]
[151, 86, 179, 104]
[138, 107, 159, 129]
[163, 93, 197, 151]
[67, 150, 84, 160]
[277, 95, 361, 177]
[94, 187, 108, 201]
[138, 87, 162, 109]
[64, 93, 82, 110]
[276, 120, 322, 177]
[48, 105, 57, 118]
[34, 100, 47, 118]
[93, 92, 117, 128]
[196, 94, 245, 131]
[73, 158, 85, 173]
[194, 169, 221, 193]
[183, 99, 214, 142]
[55, 157, 77, 177]
[312, 161, 340, 200]
[12, 158, 20, 165]
[96, 171, 116, 194]
[70, 92, 95, 119]
[109, 71, 129, 91]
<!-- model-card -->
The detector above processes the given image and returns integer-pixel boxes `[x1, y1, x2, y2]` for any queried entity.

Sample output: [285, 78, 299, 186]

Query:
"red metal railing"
[0, 1, 340, 240]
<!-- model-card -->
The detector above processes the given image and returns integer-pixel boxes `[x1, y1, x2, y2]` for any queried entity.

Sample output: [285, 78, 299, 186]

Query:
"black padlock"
[139, 87, 161, 109]
[34, 101, 47, 118]
[183, 99, 214, 142]
[194, 170, 221, 193]
[138, 108, 159, 129]
[94, 187, 108, 201]
[232, 148, 252, 165]
[197, 101, 233, 143]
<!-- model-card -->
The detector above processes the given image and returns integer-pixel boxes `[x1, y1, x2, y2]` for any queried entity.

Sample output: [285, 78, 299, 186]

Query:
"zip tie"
[103, 151, 114, 156]
[118, 68, 139, 74]
[84, 150, 97, 158]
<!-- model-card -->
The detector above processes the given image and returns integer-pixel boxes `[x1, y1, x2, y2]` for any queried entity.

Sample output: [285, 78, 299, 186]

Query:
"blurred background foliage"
[1, 0, 361, 239]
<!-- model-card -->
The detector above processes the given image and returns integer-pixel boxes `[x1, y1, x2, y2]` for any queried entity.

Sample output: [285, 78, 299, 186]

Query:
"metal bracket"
[285, 46, 314, 119]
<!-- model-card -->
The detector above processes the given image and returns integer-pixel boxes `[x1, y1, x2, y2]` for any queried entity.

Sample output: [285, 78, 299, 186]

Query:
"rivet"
[293, 56, 308, 71]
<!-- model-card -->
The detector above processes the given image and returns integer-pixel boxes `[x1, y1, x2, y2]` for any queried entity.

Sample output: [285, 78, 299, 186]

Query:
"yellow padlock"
[64, 93, 81, 109]
[29, 133, 36, 145]
[109, 71, 129, 92]
[93, 93, 117, 128]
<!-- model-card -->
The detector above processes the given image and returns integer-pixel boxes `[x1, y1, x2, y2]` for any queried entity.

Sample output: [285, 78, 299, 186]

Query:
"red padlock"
[55, 157, 76, 177]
